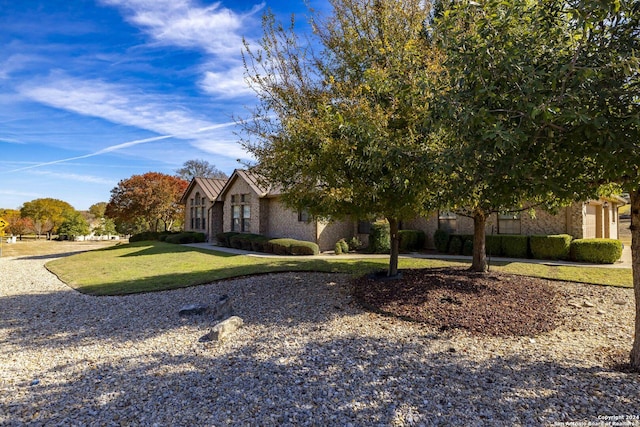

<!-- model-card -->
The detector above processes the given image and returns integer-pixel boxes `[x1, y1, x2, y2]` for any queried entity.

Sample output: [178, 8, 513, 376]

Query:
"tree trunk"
[471, 209, 488, 272]
[388, 218, 400, 277]
[629, 189, 640, 370]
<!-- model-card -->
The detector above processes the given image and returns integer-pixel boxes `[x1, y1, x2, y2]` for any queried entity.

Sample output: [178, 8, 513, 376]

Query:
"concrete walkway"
[185, 242, 632, 269]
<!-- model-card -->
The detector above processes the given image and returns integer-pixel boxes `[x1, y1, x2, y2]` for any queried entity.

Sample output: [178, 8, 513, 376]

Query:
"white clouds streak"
[19, 75, 240, 141]
[101, 0, 264, 56]
[100, 0, 262, 98]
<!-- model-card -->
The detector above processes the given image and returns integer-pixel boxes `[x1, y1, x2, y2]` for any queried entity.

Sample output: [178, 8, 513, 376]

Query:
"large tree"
[241, 0, 443, 276]
[434, 0, 640, 368]
[105, 172, 188, 232]
[20, 198, 75, 239]
[431, 0, 613, 272]
[175, 159, 227, 181]
[560, 1, 640, 368]
[58, 211, 90, 240]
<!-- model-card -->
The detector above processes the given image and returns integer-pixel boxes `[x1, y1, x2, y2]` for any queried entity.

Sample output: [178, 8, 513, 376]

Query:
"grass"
[0, 237, 120, 258]
[44, 241, 634, 296]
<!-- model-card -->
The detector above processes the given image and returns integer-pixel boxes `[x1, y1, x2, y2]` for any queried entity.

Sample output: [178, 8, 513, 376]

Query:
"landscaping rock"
[582, 300, 595, 308]
[199, 316, 244, 342]
[211, 294, 233, 321]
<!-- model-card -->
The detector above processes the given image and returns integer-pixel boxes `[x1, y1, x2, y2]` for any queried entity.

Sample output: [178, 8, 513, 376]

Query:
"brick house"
[404, 197, 627, 249]
[214, 169, 355, 251]
[180, 177, 227, 240]
[181, 171, 626, 251]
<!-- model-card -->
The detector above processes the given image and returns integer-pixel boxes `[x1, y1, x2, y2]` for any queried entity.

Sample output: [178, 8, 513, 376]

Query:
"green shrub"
[570, 239, 622, 264]
[129, 231, 162, 242]
[501, 235, 529, 258]
[434, 229, 450, 253]
[229, 234, 244, 249]
[463, 239, 473, 256]
[485, 235, 502, 256]
[250, 236, 270, 252]
[338, 238, 349, 254]
[268, 238, 296, 255]
[229, 233, 264, 251]
[448, 235, 463, 255]
[348, 236, 363, 251]
[268, 238, 318, 256]
[216, 232, 239, 247]
[165, 232, 206, 244]
[399, 230, 426, 252]
[291, 241, 320, 255]
[530, 234, 572, 260]
[334, 241, 343, 255]
[368, 221, 390, 254]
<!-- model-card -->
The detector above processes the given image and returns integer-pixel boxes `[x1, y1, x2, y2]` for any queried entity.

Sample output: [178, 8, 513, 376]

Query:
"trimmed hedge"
[434, 229, 450, 253]
[164, 232, 206, 244]
[368, 221, 390, 254]
[230, 233, 264, 250]
[530, 234, 572, 260]
[129, 231, 163, 242]
[571, 239, 622, 264]
[448, 235, 463, 255]
[216, 232, 239, 247]
[463, 239, 473, 256]
[291, 241, 320, 256]
[501, 235, 529, 258]
[485, 235, 502, 256]
[398, 230, 426, 252]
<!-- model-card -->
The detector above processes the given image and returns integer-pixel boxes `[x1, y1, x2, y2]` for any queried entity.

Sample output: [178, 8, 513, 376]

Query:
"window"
[358, 221, 372, 234]
[498, 213, 521, 234]
[201, 207, 206, 230]
[438, 211, 457, 233]
[298, 209, 310, 222]
[231, 194, 251, 232]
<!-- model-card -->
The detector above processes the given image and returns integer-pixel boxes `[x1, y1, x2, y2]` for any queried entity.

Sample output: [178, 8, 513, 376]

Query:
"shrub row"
[164, 232, 206, 244]
[366, 221, 425, 254]
[216, 232, 319, 256]
[433, 230, 622, 263]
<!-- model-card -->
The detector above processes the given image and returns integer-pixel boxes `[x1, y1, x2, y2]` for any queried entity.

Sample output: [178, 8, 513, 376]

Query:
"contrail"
[6, 121, 238, 173]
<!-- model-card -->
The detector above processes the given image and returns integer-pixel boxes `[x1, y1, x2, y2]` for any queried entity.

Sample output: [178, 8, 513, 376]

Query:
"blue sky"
[0, 0, 327, 210]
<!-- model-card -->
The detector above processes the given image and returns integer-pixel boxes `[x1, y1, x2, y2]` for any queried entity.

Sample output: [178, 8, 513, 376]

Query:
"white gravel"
[1, 254, 639, 426]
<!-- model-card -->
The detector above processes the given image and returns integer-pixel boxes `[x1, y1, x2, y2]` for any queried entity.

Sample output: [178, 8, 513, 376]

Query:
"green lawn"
[46, 241, 633, 296]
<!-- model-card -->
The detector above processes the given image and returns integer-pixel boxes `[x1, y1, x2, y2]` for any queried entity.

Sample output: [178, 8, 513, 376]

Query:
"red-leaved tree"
[105, 172, 188, 233]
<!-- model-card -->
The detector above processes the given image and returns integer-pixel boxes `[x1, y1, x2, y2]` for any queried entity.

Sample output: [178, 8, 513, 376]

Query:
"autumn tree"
[20, 198, 75, 239]
[88, 202, 117, 237]
[241, 0, 443, 276]
[58, 211, 90, 240]
[0, 209, 33, 240]
[175, 159, 227, 181]
[105, 172, 188, 232]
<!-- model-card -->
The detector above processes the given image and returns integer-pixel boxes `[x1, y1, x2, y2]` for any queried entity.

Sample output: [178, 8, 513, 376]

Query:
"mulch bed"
[352, 267, 563, 337]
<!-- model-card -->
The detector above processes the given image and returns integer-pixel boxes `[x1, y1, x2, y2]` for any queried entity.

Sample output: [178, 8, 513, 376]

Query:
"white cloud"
[0, 54, 39, 79]
[200, 66, 253, 98]
[19, 75, 238, 141]
[100, 0, 264, 98]
[29, 170, 115, 185]
[100, 0, 264, 56]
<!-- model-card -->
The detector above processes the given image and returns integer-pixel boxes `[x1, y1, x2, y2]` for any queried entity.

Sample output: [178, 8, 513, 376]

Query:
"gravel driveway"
[1, 254, 639, 426]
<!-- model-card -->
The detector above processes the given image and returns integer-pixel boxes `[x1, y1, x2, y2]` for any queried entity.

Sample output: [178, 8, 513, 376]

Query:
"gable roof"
[217, 169, 281, 200]
[179, 177, 228, 204]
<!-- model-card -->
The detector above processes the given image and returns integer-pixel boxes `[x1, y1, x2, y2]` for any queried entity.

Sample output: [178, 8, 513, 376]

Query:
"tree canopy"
[105, 172, 188, 233]
[242, 0, 443, 275]
[175, 159, 227, 181]
[20, 198, 75, 239]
